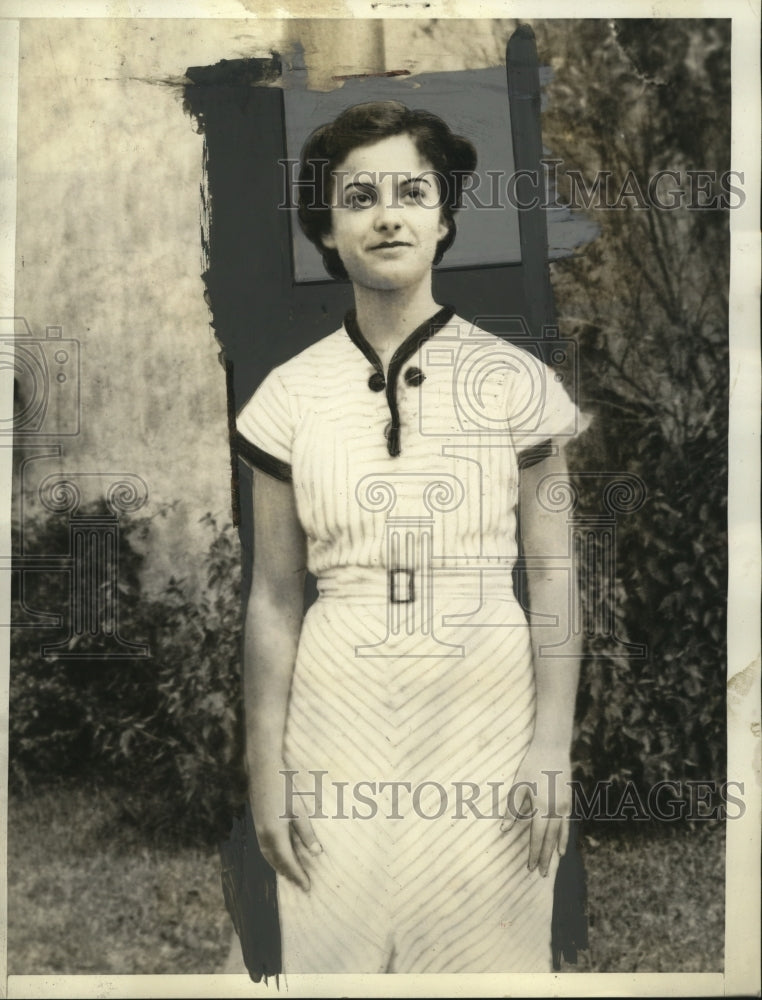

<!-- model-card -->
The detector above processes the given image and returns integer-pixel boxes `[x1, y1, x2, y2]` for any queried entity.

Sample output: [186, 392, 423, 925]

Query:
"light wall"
[13, 17, 515, 594]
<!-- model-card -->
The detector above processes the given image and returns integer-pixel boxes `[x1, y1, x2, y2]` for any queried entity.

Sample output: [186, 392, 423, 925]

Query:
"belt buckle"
[389, 568, 415, 604]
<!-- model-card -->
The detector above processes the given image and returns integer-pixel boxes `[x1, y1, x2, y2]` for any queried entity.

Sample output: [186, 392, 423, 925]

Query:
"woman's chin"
[351, 267, 430, 293]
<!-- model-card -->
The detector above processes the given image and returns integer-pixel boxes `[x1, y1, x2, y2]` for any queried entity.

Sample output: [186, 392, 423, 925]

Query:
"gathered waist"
[316, 564, 521, 606]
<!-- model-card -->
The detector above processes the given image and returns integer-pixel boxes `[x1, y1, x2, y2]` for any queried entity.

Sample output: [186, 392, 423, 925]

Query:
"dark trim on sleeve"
[518, 437, 554, 470]
[234, 430, 293, 482]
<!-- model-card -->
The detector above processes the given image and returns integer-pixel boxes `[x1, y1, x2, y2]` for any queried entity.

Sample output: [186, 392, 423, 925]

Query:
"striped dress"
[236, 307, 585, 974]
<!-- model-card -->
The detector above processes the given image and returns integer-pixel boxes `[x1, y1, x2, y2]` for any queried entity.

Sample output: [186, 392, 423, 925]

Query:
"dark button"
[404, 366, 425, 387]
[368, 371, 386, 392]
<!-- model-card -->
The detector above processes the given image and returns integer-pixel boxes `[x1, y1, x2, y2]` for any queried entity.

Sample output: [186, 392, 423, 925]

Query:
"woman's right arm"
[244, 467, 318, 892]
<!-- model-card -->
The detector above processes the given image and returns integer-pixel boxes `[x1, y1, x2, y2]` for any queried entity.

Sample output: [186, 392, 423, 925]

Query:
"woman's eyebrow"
[342, 179, 377, 192]
[341, 174, 434, 190]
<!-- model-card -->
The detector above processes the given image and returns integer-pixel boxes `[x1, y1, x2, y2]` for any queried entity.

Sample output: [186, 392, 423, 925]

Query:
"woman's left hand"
[499, 741, 573, 877]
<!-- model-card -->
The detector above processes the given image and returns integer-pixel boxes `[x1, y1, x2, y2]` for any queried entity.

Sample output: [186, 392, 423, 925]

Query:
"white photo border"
[0, 2, 759, 997]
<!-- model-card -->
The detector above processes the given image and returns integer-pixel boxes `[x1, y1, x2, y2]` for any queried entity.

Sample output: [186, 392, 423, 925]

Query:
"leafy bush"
[571, 434, 727, 791]
[10, 505, 247, 844]
[10, 503, 148, 783]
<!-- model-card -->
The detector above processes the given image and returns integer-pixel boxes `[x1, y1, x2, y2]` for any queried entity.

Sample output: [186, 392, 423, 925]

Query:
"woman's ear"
[321, 229, 337, 250]
[437, 210, 454, 248]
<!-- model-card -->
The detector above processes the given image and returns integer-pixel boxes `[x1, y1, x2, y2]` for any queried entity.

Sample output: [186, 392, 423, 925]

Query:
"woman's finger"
[272, 844, 311, 892]
[527, 810, 546, 871]
[289, 789, 323, 855]
[292, 811, 323, 857]
[538, 816, 561, 877]
[501, 780, 534, 833]
[259, 830, 311, 892]
[558, 816, 570, 857]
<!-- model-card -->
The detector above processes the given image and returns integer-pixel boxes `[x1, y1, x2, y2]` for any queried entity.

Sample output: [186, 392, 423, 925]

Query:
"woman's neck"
[352, 282, 442, 368]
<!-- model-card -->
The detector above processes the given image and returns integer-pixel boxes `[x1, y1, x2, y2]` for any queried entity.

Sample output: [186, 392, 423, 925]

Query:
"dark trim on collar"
[344, 310, 385, 377]
[234, 431, 293, 482]
[344, 305, 455, 457]
[518, 438, 554, 469]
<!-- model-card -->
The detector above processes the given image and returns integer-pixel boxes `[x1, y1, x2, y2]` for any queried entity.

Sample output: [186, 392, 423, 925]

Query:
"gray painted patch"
[282, 63, 596, 282]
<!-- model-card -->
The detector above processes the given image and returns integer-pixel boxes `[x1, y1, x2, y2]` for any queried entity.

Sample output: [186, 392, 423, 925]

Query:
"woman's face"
[321, 133, 449, 292]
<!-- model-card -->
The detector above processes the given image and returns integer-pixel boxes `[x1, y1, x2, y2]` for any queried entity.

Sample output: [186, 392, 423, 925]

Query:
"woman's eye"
[404, 186, 425, 203]
[347, 190, 375, 209]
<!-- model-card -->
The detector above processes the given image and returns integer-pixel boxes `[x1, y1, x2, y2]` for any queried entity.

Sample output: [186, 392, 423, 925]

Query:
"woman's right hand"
[251, 765, 322, 893]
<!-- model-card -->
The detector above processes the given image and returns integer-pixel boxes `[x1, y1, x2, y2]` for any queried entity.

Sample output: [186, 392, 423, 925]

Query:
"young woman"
[234, 100, 586, 974]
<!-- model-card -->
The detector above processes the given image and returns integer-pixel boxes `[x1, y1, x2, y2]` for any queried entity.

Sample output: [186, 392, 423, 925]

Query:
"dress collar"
[344, 304, 455, 378]
[343, 305, 455, 458]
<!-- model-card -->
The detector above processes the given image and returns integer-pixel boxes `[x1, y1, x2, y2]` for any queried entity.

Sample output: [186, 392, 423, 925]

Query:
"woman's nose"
[374, 212, 402, 231]
[373, 192, 403, 230]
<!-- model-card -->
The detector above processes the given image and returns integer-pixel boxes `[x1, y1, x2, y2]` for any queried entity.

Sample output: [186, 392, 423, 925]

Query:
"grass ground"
[7, 783, 232, 975]
[573, 819, 725, 973]
[7, 783, 725, 975]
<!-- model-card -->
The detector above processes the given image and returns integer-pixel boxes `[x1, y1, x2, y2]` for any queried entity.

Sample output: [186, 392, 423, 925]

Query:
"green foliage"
[10, 505, 247, 844]
[10, 503, 147, 783]
[532, 19, 729, 791]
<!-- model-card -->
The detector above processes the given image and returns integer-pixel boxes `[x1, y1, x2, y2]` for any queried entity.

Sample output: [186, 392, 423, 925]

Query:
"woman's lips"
[369, 241, 412, 251]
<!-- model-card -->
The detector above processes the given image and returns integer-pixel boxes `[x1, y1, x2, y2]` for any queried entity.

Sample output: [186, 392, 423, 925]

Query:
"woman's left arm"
[502, 444, 581, 876]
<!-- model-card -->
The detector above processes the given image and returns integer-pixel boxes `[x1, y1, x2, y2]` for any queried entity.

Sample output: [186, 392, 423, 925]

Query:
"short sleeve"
[235, 368, 294, 482]
[505, 347, 591, 455]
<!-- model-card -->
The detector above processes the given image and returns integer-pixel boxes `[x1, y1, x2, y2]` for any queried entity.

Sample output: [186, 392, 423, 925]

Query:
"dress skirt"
[276, 568, 559, 974]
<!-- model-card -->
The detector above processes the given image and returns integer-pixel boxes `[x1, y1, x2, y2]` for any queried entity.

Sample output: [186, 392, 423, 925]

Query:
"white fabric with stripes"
[236, 315, 582, 972]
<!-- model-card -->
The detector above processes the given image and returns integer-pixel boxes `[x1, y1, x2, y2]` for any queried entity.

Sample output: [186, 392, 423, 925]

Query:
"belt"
[316, 565, 519, 606]
[390, 567, 415, 604]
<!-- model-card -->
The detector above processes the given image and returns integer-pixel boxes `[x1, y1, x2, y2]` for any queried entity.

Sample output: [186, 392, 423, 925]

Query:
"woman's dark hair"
[297, 101, 477, 281]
